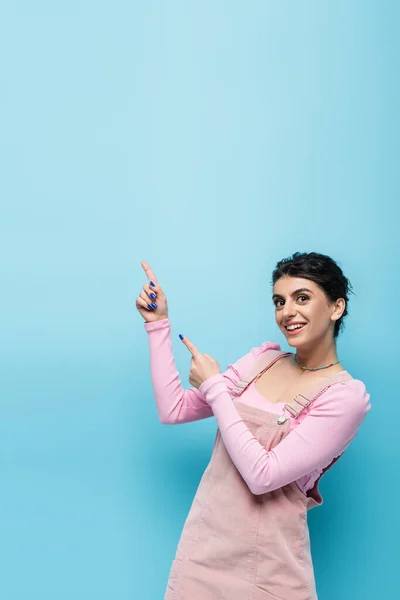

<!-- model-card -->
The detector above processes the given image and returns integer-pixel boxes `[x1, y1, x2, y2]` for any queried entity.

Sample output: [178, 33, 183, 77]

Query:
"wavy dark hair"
[271, 252, 354, 339]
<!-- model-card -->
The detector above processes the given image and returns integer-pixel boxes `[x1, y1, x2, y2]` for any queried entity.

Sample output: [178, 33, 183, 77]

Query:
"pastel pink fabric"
[144, 317, 371, 495]
[165, 352, 354, 599]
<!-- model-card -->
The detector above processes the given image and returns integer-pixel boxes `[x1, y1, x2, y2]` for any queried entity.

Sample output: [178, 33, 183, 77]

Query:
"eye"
[273, 294, 309, 308]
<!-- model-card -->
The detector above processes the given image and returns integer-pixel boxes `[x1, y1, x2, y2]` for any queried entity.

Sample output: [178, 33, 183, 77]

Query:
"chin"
[287, 335, 313, 350]
[286, 339, 301, 347]
[283, 332, 307, 347]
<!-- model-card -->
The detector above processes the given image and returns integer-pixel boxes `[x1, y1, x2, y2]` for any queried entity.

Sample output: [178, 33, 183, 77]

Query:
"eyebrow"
[272, 287, 314, 301]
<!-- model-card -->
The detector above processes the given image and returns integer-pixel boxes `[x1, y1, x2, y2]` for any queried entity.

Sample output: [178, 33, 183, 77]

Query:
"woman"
[136, 252, 371, 600]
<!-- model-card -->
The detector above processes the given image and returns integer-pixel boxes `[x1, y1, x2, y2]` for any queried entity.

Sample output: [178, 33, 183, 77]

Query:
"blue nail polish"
[179, 334, 184, 340]
[147, 305, 153, 310]
[150, 293, 156, 299]
[151, 302, 157, 308]
[150, 281, 155, 287]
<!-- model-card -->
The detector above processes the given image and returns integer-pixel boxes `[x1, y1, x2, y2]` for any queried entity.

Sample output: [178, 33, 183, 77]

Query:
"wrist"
[199, 373, 226, 399]
[144, 317, 170, 331]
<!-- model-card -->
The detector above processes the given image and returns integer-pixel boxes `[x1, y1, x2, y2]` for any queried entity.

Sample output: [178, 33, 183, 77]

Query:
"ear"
[331, 298, 346, 321]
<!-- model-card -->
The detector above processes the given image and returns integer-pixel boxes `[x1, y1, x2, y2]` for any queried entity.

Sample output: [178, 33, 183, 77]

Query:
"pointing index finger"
[180, 335, 202, 359]
[141, 261, 158, 285]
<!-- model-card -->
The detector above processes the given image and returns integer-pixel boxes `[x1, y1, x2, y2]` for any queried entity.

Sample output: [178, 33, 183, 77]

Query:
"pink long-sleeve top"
[144, 317, 371, 496]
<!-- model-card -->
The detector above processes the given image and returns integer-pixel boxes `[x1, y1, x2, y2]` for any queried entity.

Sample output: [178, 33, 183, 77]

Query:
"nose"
[281, 301, 295, 318]
[280, 303, 297, 324]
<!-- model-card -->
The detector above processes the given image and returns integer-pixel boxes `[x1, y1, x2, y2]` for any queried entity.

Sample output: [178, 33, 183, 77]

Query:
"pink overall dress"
[165, 349, 353, 600]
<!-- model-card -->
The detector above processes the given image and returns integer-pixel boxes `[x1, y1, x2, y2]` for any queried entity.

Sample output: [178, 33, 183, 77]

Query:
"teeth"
[286, 323, 306, 331]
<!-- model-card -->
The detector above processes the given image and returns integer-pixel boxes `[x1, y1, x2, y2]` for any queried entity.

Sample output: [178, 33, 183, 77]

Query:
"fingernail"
[150, 293, 156, 299]
[151, 302, 157, 308]
[179, 334, 184, 340]
[150, 281, 155, 287]
[147, 305, 153, 310]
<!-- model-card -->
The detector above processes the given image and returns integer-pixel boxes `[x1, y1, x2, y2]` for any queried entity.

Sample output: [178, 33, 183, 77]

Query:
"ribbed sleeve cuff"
[144, 318, 171, 332]
[199, 373, 228, 402]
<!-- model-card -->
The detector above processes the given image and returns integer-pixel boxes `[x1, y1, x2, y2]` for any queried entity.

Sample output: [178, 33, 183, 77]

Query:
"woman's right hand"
[136, 261, 169, 323]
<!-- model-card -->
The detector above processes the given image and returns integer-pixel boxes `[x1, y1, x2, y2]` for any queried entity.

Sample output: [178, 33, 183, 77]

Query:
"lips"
[284, 323, 307, 335]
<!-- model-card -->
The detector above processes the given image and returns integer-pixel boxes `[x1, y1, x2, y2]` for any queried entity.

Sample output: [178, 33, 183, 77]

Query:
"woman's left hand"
[179, 334, 221, 389]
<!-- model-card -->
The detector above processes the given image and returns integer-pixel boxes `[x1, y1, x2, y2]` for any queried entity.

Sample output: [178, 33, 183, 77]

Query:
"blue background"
[0, 1, 397, 598]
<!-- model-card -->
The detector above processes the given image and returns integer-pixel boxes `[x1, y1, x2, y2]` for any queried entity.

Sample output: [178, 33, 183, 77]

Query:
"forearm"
[198, 375, 371, 496]
[145, 318, 213, 424]
[199, 374, 275, 494]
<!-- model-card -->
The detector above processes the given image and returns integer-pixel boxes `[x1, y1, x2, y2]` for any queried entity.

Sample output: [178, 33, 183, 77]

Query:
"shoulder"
[243, 340, 282, 364]
[313, 377, 371, 420]
[225, 340, 282, 381]
[253, 340, 282, 356]
[228, 340, 281, 366]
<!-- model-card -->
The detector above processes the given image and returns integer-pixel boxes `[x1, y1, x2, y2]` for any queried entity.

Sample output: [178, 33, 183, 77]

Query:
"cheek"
[307, 307, 328, 327]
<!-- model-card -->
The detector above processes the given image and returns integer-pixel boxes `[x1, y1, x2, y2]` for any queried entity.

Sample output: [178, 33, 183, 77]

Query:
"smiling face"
[272, 276, 345, 347]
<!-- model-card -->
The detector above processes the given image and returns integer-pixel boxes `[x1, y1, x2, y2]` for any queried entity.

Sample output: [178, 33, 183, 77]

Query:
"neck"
[294, 338, 338, 371]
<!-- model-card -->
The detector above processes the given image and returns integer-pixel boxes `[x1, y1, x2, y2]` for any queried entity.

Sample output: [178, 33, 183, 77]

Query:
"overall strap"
[230, 349, 292, 397]
[284, 370, 353, 418]
[231, 346, 353, 419]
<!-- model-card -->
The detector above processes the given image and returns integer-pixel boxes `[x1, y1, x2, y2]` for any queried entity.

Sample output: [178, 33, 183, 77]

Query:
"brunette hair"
[271, 251, 354, 339]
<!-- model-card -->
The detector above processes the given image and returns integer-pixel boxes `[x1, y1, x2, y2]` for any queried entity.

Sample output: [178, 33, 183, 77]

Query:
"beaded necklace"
[294, 355, 340, 371]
